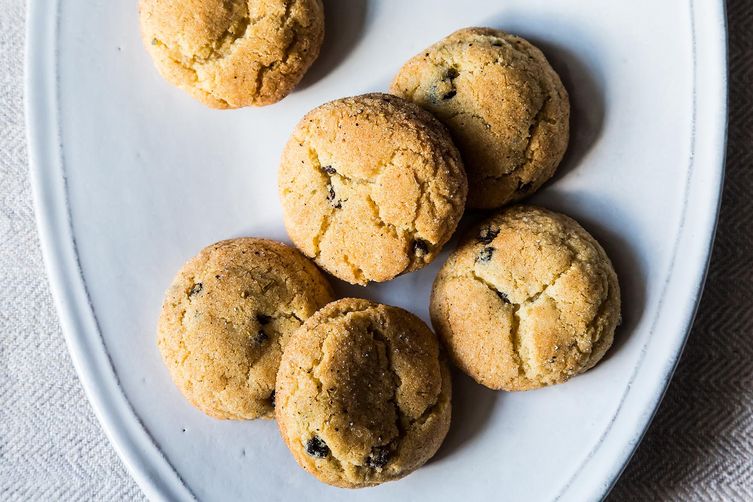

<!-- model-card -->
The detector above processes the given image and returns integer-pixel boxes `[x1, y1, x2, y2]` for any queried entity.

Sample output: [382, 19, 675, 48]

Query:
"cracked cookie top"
[139, 0, 324, 108]
[430, 206, 620, 391]
[391, 27, 570, 209]
[157, 238, 334, 419]
[278, 93, 468, 285]
[275, 298, 452, 488]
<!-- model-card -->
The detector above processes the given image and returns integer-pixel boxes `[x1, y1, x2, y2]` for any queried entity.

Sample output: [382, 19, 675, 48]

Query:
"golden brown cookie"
[278, 93, 468, 285]
[430, 206, 620, 391]
[139, 0, 325, 108]
[275, 298, 452, 488]
[391, 27, 569, 209]
[157, 238, 334, 419]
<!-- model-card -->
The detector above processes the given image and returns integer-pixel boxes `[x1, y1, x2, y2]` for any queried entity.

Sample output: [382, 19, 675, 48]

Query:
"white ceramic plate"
[26, 0, 727, 500]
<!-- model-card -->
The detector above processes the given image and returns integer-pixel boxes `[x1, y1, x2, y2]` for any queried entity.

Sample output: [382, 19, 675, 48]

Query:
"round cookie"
[157, 238, 334, 419]
[275, 298, 452, 488]
[279, 93, 467, 285]
[430, 206, 620, 391]
[139, 0, 324, 108]
[391, 27, 570, 209]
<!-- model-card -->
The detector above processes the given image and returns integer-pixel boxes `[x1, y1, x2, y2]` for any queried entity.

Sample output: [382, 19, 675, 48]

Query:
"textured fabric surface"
[0, 2, 143, 500]
[0, 1, 750, 500]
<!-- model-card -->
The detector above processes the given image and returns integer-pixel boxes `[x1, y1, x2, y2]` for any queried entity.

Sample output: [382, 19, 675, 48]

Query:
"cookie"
[278, 93, 468, 285]
[430, 206, 620, 391]
[391, 27, 570, 209]
[275, 298, 452, 488]
[139, 0, 325, 108]
[157, 238, 334, 419]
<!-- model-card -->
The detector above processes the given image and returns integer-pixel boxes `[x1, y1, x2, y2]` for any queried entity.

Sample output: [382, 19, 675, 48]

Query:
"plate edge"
[558, 0, 729, 500]
[24, 0, 195, 500]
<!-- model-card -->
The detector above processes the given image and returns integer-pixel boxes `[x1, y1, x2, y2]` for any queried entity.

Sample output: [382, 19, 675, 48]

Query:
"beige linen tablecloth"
[1, 1, 750, 499]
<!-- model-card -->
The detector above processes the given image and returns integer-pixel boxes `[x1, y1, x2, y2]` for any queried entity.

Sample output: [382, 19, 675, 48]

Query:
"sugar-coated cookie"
[391, 28, 569, 209]
[157, 238, 334, 419]
[275, 298, 452, 488]
[431, 206, 620, 390]
[279, 93, 467, 285]
[139, 0, 324, 108]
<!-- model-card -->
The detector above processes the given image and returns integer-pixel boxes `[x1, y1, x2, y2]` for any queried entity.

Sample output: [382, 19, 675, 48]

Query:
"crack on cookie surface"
[508, 94, 552, 191]
[364, 325, 402, 476]
[466, 271, 527, 377]
[340, 253, 367, 285]
[143, 0, 322, 107]
[304, 145, 336, 259]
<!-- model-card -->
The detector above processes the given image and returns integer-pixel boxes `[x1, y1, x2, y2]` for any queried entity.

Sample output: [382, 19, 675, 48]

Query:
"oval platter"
[26, 0, 727, 500]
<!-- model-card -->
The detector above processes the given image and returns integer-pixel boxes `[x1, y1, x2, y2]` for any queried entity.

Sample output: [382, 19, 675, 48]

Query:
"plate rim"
[25, 0, 193, 500]
[24, 0, 728, 501]
[559, 1, 728, 498]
